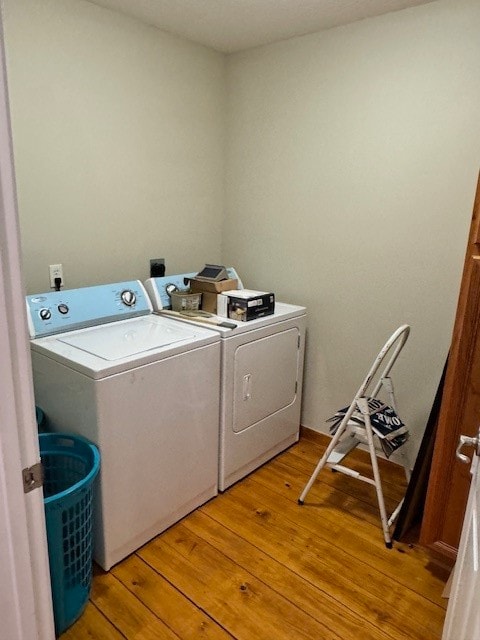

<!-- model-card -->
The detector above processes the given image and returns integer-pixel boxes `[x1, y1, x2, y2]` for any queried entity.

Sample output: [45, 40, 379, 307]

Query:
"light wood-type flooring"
[61, 430, 448, 639]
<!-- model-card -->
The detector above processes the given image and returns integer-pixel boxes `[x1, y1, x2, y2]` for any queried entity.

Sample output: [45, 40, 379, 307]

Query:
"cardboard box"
[189, 278, 238, 313]
[218, 289, 275, 321]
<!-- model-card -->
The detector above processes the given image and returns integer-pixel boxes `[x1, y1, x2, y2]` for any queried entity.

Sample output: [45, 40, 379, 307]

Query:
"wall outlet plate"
[49, 264, 64, 288]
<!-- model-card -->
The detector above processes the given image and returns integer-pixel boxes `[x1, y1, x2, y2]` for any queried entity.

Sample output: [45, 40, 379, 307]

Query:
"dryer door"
[233, 327, 300, 433]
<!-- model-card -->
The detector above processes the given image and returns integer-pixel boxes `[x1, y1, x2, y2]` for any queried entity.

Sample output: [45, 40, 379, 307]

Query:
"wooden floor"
[61, 431, 448, 640]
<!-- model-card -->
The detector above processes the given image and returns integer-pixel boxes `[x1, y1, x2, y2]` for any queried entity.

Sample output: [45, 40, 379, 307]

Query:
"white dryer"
[145, 275, 306, 491]
[27, 281, 220, 570]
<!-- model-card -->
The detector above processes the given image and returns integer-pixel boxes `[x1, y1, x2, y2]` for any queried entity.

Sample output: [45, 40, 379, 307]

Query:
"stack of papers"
[327, 396, 409, 457]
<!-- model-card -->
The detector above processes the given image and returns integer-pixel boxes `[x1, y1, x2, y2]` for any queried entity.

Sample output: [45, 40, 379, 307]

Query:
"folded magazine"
[327, 396, 409, 457]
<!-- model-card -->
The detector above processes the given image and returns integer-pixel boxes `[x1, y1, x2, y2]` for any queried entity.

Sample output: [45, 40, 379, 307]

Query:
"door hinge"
[298, 335, 301, 349]
[295, 381, 298, 394]
[22, 461, 44, 494]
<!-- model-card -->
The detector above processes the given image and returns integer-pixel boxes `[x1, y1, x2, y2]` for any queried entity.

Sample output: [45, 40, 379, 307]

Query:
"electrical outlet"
[150, 258, 165, 278]
[49, 264, 64, 289]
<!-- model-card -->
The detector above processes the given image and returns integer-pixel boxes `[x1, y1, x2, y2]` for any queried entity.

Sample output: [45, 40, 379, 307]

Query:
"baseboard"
[299, 425, 329, 445]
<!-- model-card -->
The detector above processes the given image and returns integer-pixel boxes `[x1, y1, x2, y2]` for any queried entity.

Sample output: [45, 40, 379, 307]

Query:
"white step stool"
[298, 325, 411, 548]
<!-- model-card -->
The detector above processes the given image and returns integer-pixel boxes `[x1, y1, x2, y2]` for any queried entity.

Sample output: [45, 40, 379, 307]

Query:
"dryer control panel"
[144, 267, 242, 311]
[26, 280, 153, 338]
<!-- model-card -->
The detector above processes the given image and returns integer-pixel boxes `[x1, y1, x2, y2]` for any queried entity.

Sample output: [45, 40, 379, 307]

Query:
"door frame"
[0, 7, 55, 639]
[421, 173, 480, 561]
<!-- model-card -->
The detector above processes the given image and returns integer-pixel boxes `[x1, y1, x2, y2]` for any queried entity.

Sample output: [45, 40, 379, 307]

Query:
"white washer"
[145, 275, 306, 491]
[27, 280, 220, 570]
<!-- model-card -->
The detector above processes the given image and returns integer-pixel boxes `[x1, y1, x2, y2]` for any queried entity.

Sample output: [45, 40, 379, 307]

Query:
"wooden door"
[421, 173, 480, 563]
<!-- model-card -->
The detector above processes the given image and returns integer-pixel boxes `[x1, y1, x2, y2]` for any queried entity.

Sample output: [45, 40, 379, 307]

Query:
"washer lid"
[58, 316, 196, 360]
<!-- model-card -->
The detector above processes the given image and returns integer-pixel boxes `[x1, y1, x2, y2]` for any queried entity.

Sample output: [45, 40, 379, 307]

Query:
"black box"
[219, 290, 275, 322]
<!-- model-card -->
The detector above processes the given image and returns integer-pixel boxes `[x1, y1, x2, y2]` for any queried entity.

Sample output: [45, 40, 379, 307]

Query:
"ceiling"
[86, 0, 437, 53]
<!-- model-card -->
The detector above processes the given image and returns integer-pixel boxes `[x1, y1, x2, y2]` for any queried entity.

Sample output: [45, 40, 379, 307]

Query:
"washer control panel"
[26, 280, 152, 338]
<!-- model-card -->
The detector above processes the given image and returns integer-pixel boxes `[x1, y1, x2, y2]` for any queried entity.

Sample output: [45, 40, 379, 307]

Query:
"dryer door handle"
[243, 374, 252, 400]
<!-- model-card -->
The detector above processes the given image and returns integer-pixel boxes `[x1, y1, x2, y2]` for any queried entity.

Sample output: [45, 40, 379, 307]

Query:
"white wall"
[224, 0, 480, 458]
[3, 0, 480, 460]
[3, 0, 226, 293]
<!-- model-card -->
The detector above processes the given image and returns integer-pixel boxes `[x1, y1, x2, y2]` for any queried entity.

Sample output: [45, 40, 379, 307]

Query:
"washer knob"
[58, 304, 69, 315]
[121, 289, 136, 307]
[39, 308, 51, 321]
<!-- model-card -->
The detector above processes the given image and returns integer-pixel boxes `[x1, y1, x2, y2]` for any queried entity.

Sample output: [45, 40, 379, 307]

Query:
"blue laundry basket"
[39, 433, 100, 636]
